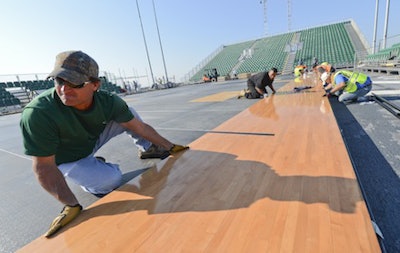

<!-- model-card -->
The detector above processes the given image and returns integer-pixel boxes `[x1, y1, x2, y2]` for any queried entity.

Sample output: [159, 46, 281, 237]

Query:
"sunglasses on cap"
[53, 77, 92, 89]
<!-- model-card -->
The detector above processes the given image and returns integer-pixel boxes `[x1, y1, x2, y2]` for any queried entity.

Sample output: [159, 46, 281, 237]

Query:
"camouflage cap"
[48, 51, 99, 85]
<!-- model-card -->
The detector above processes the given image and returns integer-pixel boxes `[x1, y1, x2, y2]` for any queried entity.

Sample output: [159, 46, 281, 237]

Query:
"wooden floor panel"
[18, 78, 380, 253]
[190, 91, 240, 102]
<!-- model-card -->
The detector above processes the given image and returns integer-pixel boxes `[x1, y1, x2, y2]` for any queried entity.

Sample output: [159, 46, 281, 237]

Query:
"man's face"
[54, 77, 99, 110]
[269, 71, 277, 79]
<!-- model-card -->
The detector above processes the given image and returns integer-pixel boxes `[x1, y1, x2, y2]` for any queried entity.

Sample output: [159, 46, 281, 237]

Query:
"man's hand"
[169, 144, 189, 155]
[44, 204, 82, 238]
[323, 88, 332, 97]
[323, 92, 331, 97]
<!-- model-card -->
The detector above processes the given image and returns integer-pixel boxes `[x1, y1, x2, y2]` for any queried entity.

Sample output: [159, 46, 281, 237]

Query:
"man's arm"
[255, 86, 265, 95]
[268, 83, 277, 94]
[32, 155, 79, 206]
[33, 156, 83, 237]
[120, 118, 174, 151]
[329, 81, 345, 94]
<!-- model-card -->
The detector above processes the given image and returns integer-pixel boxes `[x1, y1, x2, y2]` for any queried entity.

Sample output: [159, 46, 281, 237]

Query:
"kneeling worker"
[238, 68, 278, 99]
[20, 50, 188, 237]
[324, 69, 372, 103]
[294, 65, 307, 77]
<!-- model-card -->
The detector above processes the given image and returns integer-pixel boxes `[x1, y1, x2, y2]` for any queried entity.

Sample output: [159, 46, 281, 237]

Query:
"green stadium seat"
[190, 21, 359, 82]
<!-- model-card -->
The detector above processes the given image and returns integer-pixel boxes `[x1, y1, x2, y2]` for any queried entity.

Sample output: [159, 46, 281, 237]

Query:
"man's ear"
[93, 80, 101, 91]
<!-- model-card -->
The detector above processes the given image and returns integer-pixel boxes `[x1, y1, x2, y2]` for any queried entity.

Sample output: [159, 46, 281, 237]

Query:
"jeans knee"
[81, 166, 123, 195]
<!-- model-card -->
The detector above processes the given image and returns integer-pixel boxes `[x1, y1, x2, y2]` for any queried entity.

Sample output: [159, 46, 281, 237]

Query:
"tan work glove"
[169, 144, 189, 155]
[44, 204, 82, 238]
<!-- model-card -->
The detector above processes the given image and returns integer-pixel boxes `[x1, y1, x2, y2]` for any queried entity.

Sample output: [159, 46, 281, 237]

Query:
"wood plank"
[190, 91, 240, 102]
[17, 77, 381, 253]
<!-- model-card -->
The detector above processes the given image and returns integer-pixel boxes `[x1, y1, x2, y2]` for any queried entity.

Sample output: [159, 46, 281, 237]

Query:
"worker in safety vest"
[294, 65, 307, 77]
[324, 70, 372, 103]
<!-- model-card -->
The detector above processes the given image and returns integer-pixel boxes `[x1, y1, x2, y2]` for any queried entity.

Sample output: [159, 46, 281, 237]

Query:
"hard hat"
[321, 72, 329, 82]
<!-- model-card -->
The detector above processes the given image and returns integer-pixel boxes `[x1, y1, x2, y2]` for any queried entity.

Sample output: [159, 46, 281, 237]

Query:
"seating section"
[190, 21, 360, 82]
[1, 78, 122, 93]
[190, 40, 255, 82]
[26, 80, 54, 91]
[294, 22, 355, 68]
[0, 80, 54, 91]
[237, 33, 293, 73]
[364, 42, 400, 66]
[99, 76, 124, 93]
[0, 87, 20, 107]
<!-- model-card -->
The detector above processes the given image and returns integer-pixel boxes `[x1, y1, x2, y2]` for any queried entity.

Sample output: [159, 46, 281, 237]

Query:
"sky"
[0, 0, 399, 86]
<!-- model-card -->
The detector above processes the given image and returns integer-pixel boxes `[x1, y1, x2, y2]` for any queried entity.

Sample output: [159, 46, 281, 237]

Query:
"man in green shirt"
[20, 50, 188, 237]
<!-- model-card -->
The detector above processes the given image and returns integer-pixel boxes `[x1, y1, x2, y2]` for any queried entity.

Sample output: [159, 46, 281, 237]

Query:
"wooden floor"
[18, 76, 381, 253]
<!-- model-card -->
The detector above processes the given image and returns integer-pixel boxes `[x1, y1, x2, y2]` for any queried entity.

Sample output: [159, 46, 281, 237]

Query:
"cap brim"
[48, 68, 89, 86]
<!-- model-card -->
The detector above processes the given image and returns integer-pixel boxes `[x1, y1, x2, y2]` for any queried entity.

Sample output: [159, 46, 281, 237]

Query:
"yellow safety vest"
[294, 65, 306, 77]
[333, 70, 368, 93]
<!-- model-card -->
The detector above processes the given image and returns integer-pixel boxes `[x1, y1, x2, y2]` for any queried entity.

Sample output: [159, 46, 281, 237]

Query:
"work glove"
[169, 144, 189, 155]
[323, 88, 332, 97]
[44, 204, 82, 238]
[322, 92, 331, 97]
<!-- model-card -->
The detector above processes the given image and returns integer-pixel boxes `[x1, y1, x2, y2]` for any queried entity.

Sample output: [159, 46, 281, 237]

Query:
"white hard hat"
[321, 72, 329, 82]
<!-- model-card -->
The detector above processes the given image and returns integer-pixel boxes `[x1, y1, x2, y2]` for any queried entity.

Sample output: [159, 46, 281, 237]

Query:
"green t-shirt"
[20, 88, 134, 165]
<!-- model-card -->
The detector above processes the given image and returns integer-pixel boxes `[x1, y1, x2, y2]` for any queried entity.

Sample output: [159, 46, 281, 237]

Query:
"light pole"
[152, 0, 169, 83]
[372, 0, 379, 53]
[260, 0, 268, 36]
[135, 0, 155, 85]
[382, 0, 390, 49]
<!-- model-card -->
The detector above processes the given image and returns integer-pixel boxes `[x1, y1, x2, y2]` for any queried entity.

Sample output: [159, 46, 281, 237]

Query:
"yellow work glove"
[169, 144, 189, 155]
[44, 204, 82, 238]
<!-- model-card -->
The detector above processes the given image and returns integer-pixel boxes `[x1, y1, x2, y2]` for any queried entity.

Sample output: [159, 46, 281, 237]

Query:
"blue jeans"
[338, 82, 372, 103]
[58, 107, 152, 195]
